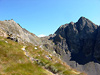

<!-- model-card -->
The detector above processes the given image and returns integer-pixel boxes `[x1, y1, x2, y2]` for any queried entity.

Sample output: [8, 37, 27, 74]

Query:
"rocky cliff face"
[48, 17, 100, 75]
[0, 20, 42, 45]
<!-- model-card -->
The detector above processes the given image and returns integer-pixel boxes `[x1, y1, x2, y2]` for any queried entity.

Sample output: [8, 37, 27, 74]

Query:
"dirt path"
[21, 46, 55, 75]
[21, 46, 35, 63]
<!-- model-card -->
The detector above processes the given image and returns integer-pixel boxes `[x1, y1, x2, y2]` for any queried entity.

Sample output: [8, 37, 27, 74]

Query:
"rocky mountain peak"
[48, 17, 100, 75]
[77, 16, 92, 25]
[78, 16, 87, 22]
[76, 17, 98, 31]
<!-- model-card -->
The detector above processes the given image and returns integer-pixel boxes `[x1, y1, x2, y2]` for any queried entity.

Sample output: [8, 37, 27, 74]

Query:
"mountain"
[0, 20, 42, 45]
[0, 19, 85, 75]
[48, 17, 100, 75]
[1, 17, 100, 75]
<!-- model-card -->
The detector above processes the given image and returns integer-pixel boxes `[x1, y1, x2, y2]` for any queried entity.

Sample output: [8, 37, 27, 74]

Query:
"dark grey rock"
[48, 17, 100, 75]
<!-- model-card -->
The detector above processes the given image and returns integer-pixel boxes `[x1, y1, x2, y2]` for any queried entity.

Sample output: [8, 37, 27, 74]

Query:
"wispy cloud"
[38, 34, 46, 37]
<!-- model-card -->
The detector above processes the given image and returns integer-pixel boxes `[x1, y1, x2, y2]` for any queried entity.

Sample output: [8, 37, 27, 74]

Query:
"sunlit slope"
[0, 37, 86, 75]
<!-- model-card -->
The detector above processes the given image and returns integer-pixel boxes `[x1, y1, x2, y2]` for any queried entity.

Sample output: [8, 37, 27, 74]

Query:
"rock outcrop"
[48, 17, 100, 75]
[0, 20, 42, 45]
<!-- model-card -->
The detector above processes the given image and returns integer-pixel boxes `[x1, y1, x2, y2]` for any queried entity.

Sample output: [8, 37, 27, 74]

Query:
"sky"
[0, 0, 100, 36]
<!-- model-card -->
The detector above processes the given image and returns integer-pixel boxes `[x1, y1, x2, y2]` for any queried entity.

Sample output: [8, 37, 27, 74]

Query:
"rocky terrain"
[0, 19, 86, 75]
[47, 17, 100, 75]
[0, 20, 42, 45]
[0, 17, 100, 75]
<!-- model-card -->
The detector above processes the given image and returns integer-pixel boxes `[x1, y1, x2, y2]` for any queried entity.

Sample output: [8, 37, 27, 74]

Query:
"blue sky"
[0, 0, 100, 36]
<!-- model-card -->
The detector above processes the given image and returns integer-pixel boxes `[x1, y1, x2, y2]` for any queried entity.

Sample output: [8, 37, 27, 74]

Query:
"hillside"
[0, 20, 42, 45]
[0, 36, 85, 75]
[0, 19, 86, 75]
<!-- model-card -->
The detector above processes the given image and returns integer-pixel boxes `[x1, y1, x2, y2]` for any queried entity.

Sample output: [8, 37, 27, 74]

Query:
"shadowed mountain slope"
[48, 17, 100, 75]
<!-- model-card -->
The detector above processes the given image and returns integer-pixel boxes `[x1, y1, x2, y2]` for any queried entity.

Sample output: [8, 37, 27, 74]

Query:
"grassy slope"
[0, 36, 86, 75]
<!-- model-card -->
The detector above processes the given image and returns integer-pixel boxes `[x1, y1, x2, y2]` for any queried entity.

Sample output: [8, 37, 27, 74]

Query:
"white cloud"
[38, 34, 46, 37]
